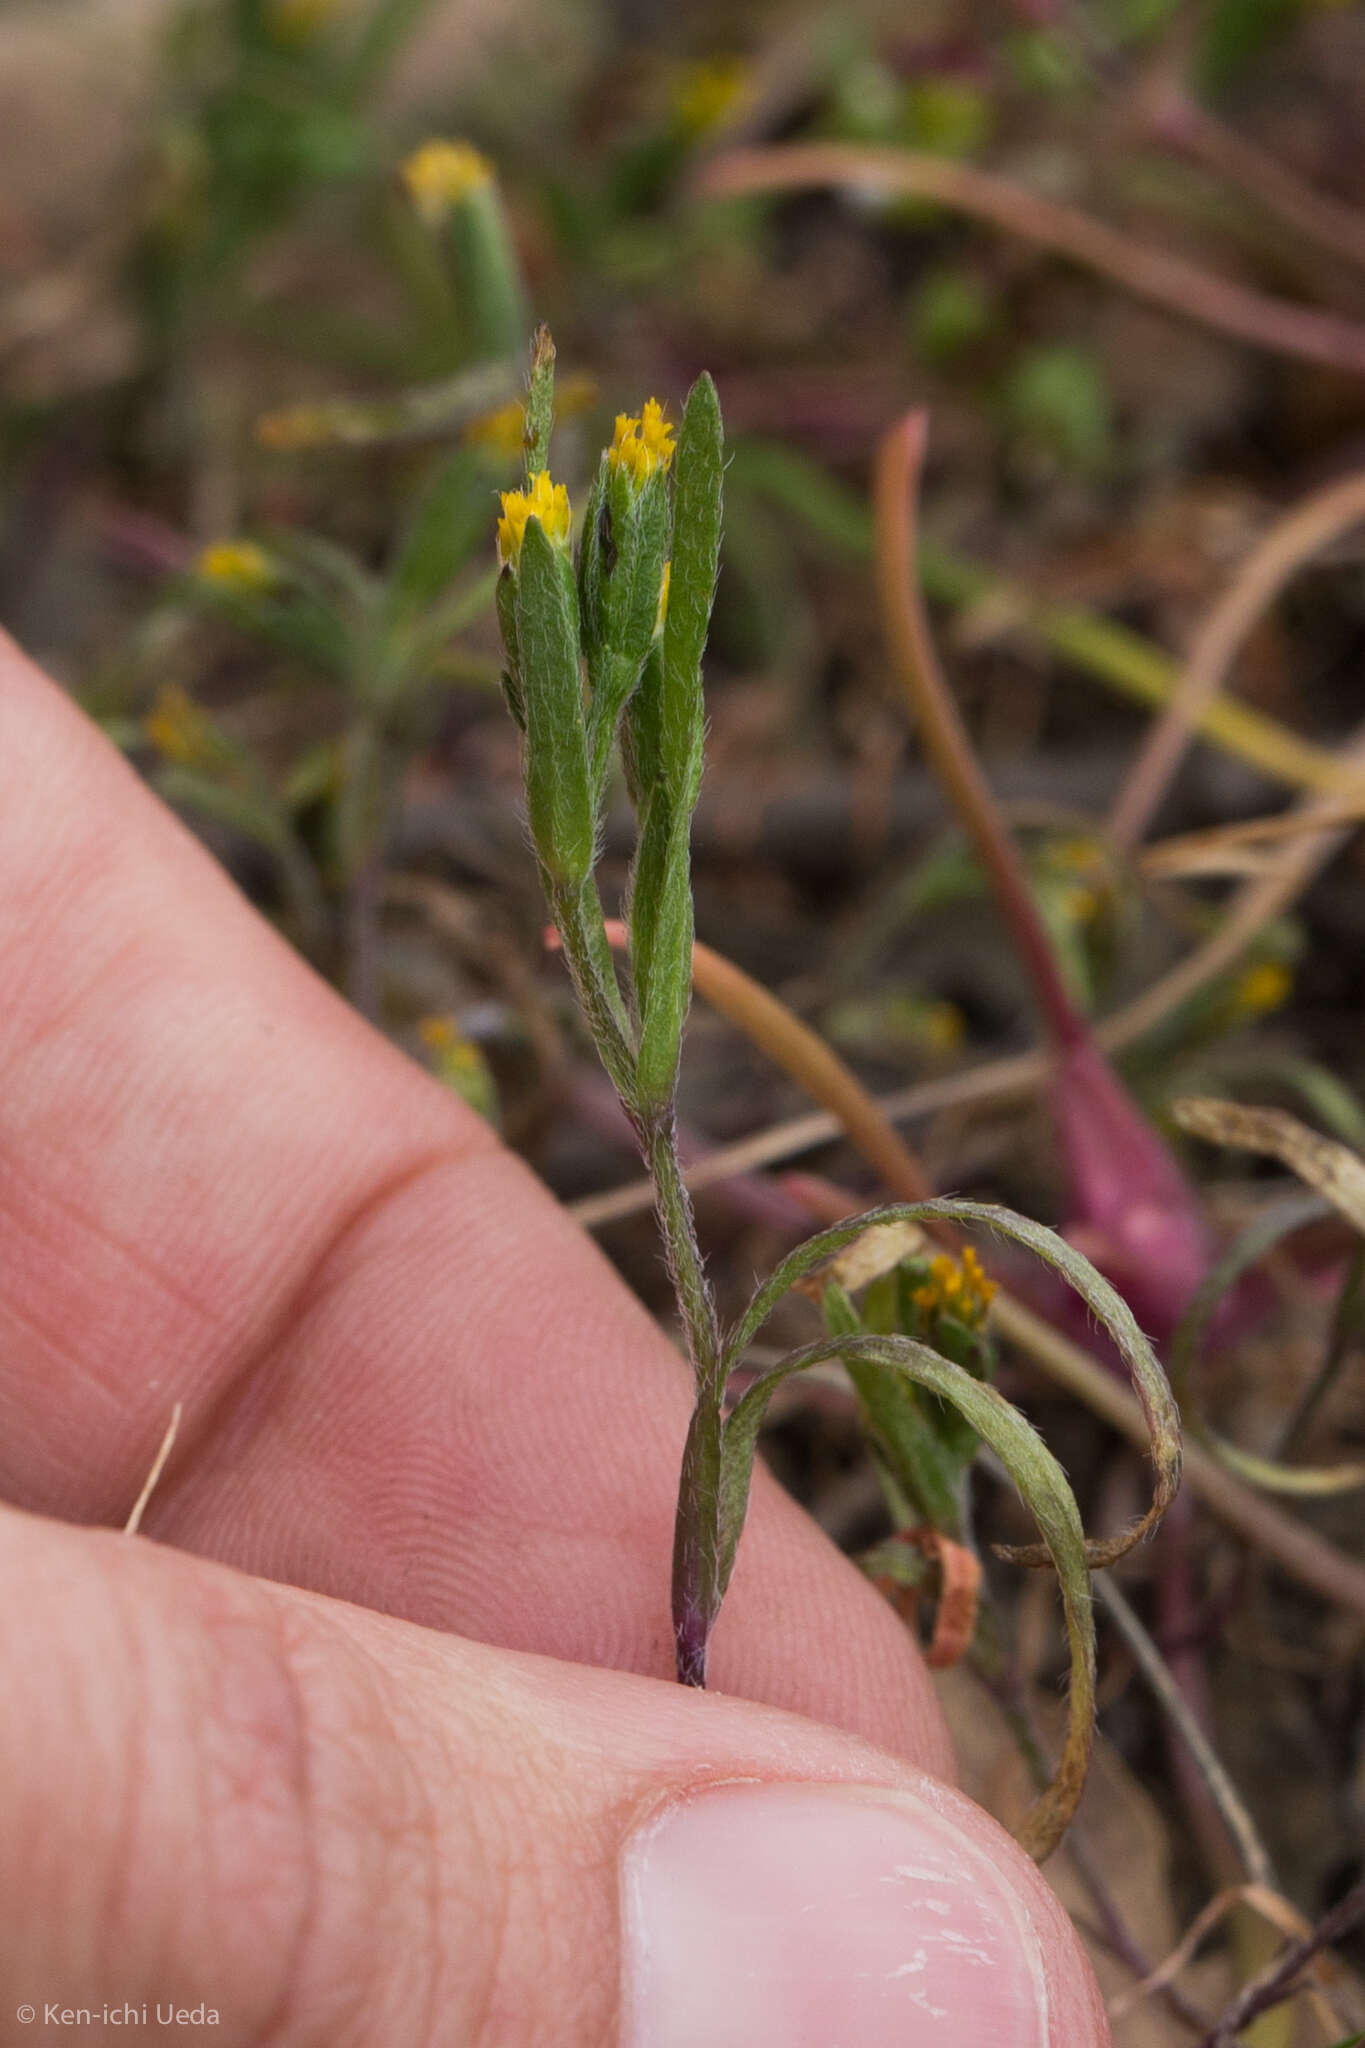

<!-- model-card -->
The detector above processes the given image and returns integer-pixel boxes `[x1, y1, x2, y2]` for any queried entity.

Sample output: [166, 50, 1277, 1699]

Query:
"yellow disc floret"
[401, 140, 493, 224]
[195, 540, 275, 593]
[607, 398, 676, 485]
[496, 470, 572, 567]
[912, 1247, 997, 1330]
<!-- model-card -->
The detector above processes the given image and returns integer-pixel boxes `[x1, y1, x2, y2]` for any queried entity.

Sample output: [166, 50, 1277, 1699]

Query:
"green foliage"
[492, 368, 1179, 1841]
[910, 267, 996, 367]
[495, 343, 718, 1120]
[721, 1324, 1095, 1861]
[1001, 344, 1114, 480]
[138, 0, 438, 342]
[514, 520, 595, 888]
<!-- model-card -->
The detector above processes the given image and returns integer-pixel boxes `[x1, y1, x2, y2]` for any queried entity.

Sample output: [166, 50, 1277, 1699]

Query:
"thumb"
[2, 1506, 1109, 2046]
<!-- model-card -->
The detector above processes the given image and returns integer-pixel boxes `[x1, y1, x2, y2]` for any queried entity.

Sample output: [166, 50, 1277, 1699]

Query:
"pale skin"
[0, 630, 1110, 2044]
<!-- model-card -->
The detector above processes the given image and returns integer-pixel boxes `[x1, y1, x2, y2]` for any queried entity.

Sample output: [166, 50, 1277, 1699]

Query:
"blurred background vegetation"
[4, 0, 1365, 2038]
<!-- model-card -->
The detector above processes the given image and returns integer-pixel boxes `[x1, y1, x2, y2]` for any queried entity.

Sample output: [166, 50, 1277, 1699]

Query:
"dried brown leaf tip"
[791, 1217, 928, 1302]
[1171, 1097, 1365, 1235]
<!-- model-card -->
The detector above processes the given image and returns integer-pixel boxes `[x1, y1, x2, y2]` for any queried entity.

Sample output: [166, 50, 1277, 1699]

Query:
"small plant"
[492, 329, 1181, 1860]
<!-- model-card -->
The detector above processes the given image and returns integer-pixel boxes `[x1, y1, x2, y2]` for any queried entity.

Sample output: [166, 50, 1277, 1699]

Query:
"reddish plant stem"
[697, 143, 1365, 380]
[874, 412, 1085, 1052]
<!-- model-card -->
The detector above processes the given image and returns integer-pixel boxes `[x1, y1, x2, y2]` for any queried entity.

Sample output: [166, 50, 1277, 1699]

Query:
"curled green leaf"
[724, 1198, 1181, 1569]
[719, 1329, 1095, 1862]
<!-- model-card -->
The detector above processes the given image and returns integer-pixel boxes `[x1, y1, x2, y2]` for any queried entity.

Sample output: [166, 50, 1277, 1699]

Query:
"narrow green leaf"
[584, 463, 672, 794]
[446, 180, 528, 365]
[724, 1198, 1181, 1566]
[512, 519, 592, 885]
[384, 445, 488, 622]
[632, 799, 696, 1109]
[255, 359, 517, 451]
[154, 764, 292, 857]
[719, 1329, 1095, 1862]
[659, 372, 722, 807]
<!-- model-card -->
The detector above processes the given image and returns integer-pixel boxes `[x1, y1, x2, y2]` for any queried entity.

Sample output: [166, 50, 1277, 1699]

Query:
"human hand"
[0, 632, 1108, 2044]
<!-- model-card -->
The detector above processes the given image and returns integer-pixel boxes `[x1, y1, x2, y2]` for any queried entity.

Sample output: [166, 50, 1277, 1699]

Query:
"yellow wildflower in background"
[195, 540, 274, 593]
[143, 685, 218, 769]
[497, 470, 572, 567]
[1231, 960, 1292, 1017]
[608, 399, 675, 485]
[464, 399, 526, 465]
[418, 1016, 499, 1122]
[921, 1000, 966, 1056]
[267, 0, 342, 43]
[912, 1248, 997, 1329]
[674, 56, 753, 136]
[401, 140, 493, 224]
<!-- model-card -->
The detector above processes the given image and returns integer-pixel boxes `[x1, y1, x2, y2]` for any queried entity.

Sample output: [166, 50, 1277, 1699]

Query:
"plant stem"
[644, 1115, 724, 1690]
[875, 411, 1085, 1051]
[642, 1112, 722, 1389]
[1108, 466, 1365, 850]
[548, 880, 637, 1102]
[696, 142, 1365, 380]
[1096, 1576, 1274, 1889]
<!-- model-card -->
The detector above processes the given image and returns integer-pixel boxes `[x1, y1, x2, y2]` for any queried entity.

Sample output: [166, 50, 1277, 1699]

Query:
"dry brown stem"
[1109, 468, 1365, 850]
[696, 143, 1365, 379]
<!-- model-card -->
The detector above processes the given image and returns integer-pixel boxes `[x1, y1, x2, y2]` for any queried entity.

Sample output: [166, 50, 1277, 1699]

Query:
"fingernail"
[620, 1781, 1050, 2048]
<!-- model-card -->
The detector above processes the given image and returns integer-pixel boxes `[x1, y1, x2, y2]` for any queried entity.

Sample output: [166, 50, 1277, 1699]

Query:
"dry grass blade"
[1197, 1876, 1365, 2046]
[695, 144, 1365, 379]
[1108, 1881, 1330, 2026]
[1109, 469, 1365, 850]
[124, 1402, 183, 1537]
[1096, 1577, 1274, 1891]
[1144, 85, 1365, 280]
[1140, 801, 1365, 881]
[1171, 1099, 1365, 1235]
[1108, 721, 1365, 1049]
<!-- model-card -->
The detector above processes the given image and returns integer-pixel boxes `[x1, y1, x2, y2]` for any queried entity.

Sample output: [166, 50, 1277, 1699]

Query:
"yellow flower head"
[195, 540, 275, 593]
[417, 1016, 498, 1121]
[267, 0, 341, 43]
[674, 56, 753, 136]
[912, 1248, 996, 1330]
[464, 399, 527, 465]
[655, 560, 671, 633]
[143, 684, 218, 769]
[401, 140, 493, 224]
[607, 398, 675, 486]
[922, 1000, 965, 1056]
[1232, 960, 1292, 1017]
[497, 469, 572, 567]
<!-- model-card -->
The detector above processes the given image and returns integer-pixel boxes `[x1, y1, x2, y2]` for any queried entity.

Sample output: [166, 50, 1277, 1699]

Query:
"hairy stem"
[643, 1112, 722, 1389]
